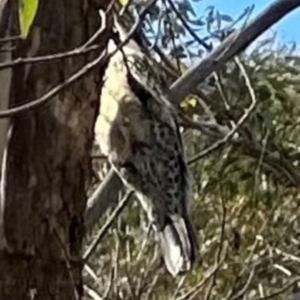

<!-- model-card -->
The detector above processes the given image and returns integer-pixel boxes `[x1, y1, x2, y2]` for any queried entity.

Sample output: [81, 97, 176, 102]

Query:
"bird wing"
[121, 48, 187, 154]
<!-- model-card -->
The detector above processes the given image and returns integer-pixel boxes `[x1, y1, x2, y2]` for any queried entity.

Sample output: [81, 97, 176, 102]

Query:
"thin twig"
[103, 258, 115, 299]
[162, 0, 181, 73]
[0, 45, 100, 71]
[175, 250, 227, 300]
[166, 0, 212, 51]
[143, 272, 161, 300]
[188, 57, 257, 164]
[229, 268, 256, 300]
[91, 154, 108, 160]
[178, 108, 230, 138]
[0, 51, 105, 118]
[84, 263, 99, 283]
[83, 190, 133, 262]
[84, 285, 104, 300]
[252, 278, 300, 300]
[0, 35, 21, 43]
[203, 185, 227, 300]
[0, 2, 154, 119]
[83, 3, 114, 48]
[0, 3, 114, 71]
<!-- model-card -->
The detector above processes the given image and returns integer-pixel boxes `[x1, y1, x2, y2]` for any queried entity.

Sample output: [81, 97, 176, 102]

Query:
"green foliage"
[18, 0, 39, 38]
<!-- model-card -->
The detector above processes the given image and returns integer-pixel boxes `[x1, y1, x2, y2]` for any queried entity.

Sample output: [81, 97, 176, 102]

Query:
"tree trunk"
[0, 0, 14, 249]
[0, 0, 110, 299]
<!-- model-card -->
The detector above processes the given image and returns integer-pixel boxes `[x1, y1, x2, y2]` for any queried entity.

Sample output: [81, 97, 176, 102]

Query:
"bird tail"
[157, 212, 199, 277]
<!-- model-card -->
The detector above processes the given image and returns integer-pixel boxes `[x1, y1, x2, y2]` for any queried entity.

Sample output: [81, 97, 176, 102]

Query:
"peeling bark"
[0, 0, 110, 299]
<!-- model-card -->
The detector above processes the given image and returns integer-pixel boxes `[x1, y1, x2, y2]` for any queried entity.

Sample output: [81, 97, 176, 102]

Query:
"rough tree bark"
[0, 0, 13, 249]
[0, 0, 110, 299]
[0, 0, 12, 170]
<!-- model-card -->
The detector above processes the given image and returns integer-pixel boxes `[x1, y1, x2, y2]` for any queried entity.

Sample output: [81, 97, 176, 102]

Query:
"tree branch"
[84, 190, 133, 262]
[0, 44, 100, 71]
[188, 57, 257, 164]
[169, 0, 300, 105]
[0, 1, 153, 119]
[84, 169, 123, 228]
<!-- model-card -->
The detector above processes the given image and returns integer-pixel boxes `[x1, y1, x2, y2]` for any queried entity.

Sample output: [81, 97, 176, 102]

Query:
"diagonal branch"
[169, 0, 300, 105]
[84, 168, 123, 228]
[188, 57, 257, 164]
[84, 190, 133, 262]
[0, 45, 100, 71]
[0, 1, 154, 119]
[0, 3, 114, 72]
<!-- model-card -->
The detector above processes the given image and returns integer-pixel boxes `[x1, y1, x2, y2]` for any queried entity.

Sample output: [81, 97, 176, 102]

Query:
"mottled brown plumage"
[94, 20, 198, 276]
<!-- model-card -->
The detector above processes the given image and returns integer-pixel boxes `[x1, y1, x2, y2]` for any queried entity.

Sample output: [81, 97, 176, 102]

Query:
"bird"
[94, 16, 199, 276]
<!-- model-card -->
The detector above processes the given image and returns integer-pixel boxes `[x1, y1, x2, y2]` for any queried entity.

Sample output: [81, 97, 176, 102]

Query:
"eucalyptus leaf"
[18, 0, 39, 38]
[220, 14, 233, 22]
[188, 18, 205, 26]
[178, 0, 196, 17]
[169, 45, 186, 58]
